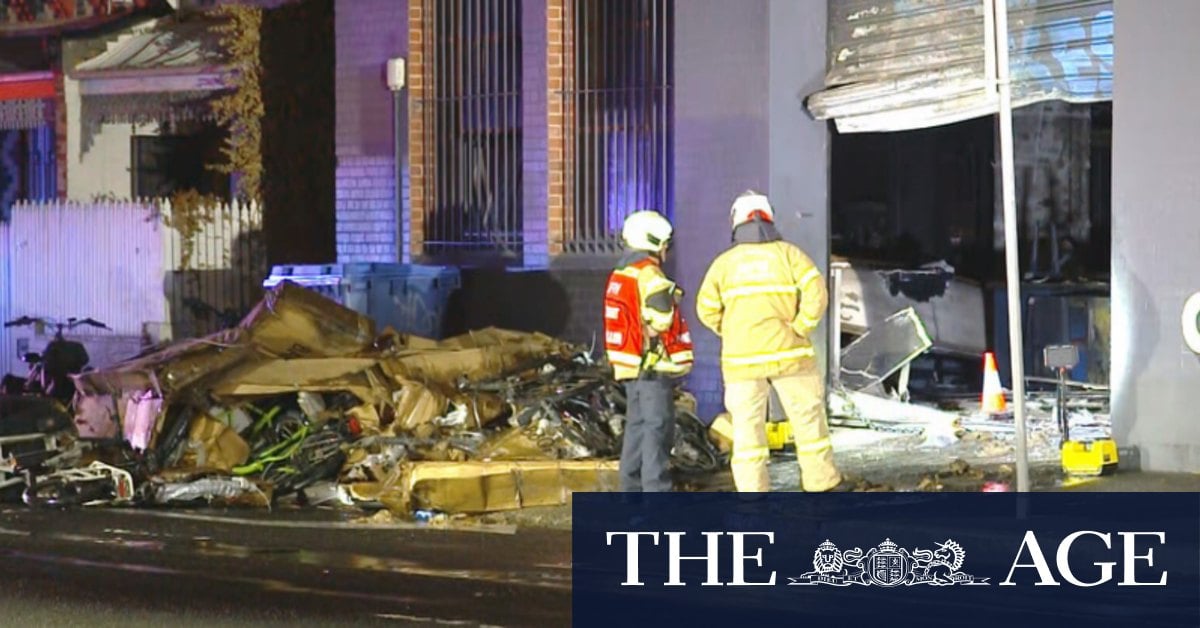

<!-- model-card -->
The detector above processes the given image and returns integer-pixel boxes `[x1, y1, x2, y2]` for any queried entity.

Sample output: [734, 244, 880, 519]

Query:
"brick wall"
[406, 0, 427, 261]
[335, 0, 407, 262]
[545, 0, 567, 255]
[522, 0, 549, 268]
[336, 0, 406, 155]
[335, 156, 400, 261]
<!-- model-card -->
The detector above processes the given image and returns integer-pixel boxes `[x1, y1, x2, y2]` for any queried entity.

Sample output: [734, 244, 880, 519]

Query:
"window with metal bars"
[0, 126, 56, 221]
[420, 0, 524, 263]
[562, 0, 674, 254]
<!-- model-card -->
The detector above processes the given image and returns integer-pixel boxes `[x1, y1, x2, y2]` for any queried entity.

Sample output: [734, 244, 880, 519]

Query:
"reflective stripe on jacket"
[696, 240, 827, 381]
[662, 309, 694, 368]
[604, 255, 694, 381]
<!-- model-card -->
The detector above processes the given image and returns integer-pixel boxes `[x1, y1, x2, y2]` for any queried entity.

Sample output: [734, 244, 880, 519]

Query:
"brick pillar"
[522, 0, 549, 268]
[546, 0, 569, 255]
[407, 1, 428, 260]
[561, 0, 575, 253]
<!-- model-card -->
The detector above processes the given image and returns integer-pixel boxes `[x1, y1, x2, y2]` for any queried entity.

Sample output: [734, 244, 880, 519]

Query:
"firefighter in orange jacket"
[697, 191, 845, 492]
[604, 210, 694, 492]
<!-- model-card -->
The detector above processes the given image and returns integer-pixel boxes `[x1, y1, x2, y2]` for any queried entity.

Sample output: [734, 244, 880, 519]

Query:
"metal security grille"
[562, 0, 673, 254]
[421, 0, 523, 262]
[0, 126, 55, 221]
[24, 125, 56, 202]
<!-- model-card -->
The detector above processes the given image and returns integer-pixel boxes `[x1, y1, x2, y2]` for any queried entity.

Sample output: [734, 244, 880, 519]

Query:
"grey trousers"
[619, 377, 676, 492]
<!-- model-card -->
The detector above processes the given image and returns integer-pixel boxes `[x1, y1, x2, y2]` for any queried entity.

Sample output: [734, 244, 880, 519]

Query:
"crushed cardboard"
[178, 414, 251, 472]
[396, 460, 621, 515]
[56, 282, 710, 517]
[389, 382, 446, 434]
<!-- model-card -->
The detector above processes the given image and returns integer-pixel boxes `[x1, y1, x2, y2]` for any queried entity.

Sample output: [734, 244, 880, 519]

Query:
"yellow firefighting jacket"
[696, 240, 827, 381]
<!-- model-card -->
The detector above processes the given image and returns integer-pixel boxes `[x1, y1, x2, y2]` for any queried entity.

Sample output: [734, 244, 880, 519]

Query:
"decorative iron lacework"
[0, 98, 49, 130]
[79, 91, 222, 157]
[81, 91, 220, 126]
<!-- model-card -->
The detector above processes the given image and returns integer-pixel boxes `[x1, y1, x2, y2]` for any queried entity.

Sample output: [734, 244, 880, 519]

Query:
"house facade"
[0, 0, 168, 218]
[1, 0, 333, 373]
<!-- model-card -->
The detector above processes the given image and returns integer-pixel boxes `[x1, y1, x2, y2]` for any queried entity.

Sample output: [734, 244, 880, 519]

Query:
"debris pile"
[955, 388, 1112, 458]
[824, 302, 1113, 466]
[3, 282, 721, 517]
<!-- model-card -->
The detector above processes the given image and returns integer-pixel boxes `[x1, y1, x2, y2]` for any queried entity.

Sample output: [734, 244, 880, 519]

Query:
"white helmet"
[730, 190, 775, 228]
[621, 210, 674, 253]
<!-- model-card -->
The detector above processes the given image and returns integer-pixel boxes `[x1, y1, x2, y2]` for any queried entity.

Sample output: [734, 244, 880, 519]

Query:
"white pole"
[830, 263, 845, 382]
[987, 0, 1031, 492]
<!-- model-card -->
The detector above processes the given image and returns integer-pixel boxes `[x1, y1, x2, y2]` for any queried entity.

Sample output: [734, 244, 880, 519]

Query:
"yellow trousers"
[724, 369, 841, 492]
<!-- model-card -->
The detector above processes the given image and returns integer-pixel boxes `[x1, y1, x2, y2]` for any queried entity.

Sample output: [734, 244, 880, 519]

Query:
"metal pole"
[433, 0, 443, 249]
[394, 89, 404, 261]
[988, 0, 1031, 492]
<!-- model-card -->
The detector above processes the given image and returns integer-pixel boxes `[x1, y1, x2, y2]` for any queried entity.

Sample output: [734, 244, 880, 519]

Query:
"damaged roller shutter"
[808, 0, 1112, 133]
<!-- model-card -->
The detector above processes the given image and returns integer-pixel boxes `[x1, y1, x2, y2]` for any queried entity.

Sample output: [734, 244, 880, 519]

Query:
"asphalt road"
[0, 506, 573, 627]
[3, 470, 1195, 628]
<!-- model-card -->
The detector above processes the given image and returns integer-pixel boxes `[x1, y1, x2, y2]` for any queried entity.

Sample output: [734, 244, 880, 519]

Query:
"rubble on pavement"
[822, 300, 1113, 469]
[3, 283, 1116, 515]
[7, 282, 721, 517]
[913, 458, 1014, 492]
[828, 387, 1113, 460]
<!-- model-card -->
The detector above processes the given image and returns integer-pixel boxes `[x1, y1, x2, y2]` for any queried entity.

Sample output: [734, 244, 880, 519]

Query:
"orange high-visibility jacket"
[604, 257, 694, 381]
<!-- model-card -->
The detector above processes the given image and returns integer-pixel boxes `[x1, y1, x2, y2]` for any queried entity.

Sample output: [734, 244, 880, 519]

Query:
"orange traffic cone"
[981, 352, 1007, 414]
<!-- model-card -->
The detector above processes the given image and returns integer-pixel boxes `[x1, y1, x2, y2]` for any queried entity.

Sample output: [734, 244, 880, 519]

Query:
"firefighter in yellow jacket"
[696, 191, 844, 492]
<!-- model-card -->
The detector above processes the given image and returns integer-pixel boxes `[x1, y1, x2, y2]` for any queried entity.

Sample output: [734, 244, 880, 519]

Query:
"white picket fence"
[0, 198, 265, 377]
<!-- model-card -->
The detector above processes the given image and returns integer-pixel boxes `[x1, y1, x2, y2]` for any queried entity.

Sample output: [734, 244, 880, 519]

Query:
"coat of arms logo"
[789, 538, 990, 587]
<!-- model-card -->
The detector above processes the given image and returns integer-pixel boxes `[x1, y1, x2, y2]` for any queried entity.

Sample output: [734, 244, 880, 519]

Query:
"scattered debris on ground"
[911, 458, 1015, 492]
[1, 282, 721, 518]
[848, 476, 895, 492]
[0, 282, 1113, 523]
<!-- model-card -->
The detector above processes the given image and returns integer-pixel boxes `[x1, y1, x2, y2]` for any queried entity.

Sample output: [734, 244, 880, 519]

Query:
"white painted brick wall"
[335, 0, 408, 262]
[336, 156, 400, 262]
